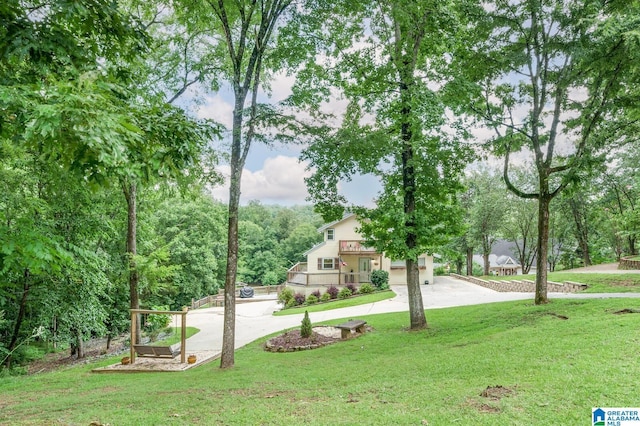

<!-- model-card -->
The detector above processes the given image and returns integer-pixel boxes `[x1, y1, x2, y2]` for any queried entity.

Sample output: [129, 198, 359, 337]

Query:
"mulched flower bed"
[264, 326, 342, 352]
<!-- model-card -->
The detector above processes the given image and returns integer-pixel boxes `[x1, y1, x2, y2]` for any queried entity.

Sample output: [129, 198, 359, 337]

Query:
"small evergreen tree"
[300, 311, 312, 338]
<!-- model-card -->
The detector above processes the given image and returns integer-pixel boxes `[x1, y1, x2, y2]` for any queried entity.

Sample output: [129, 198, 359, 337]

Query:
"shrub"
[294, 293, 306, 306]
[306, 294, 319, 305]
[278, 287, 294, 305]
[300, 311, 312, 338]
[311, 289, 321, 299]
[359, 283, 374, 294]
[285, 298, 296, 309]
[345, 283, 358, 295]
[472, 262, 484, 277]
[320, 292, 331, 302]
[146, 305, 171, 340]
[326, 285, 339, 299]
[434, 265, 448, 276]
[371, 270, 389, 290]
[338, 287, 352, 299]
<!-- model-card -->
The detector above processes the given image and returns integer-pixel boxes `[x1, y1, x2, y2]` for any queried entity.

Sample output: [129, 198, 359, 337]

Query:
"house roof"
[473, 254, 521, 268]
[303, 241, 326, 256]
[317, 213, 355, 232]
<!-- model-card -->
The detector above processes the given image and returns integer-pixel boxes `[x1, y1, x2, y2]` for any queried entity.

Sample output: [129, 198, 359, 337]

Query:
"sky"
[191, 72, 382, 207]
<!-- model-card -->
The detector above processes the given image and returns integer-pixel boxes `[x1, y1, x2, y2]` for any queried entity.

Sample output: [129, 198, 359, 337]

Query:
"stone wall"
[450, 274, 587, 293]
[619, 257, 640, 270]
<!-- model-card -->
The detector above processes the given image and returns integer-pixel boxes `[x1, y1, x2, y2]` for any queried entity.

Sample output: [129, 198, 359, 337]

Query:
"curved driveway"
[182, 275, 640, 355]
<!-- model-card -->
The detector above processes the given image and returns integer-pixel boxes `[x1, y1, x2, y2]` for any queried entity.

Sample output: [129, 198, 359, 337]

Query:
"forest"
[1, 0, 639, 370]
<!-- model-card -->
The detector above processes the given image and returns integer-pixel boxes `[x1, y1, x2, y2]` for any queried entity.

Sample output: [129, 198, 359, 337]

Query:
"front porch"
[287, 257, 380, 288]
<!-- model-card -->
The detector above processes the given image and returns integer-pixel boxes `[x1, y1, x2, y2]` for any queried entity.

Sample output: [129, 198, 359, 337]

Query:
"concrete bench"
[336, 320, 367, 339]
[133, 344, 181, 359]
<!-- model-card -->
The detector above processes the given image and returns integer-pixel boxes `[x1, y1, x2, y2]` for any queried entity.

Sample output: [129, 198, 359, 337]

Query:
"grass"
[485, 272, 640, 293]
[273, 290, 396, 316]
[2, 298, 640, 425]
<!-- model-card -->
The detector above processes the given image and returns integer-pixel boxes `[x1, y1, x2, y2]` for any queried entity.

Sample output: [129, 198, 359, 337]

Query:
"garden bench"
[336, 319, 367, 339]
[133, 344, 181, 359]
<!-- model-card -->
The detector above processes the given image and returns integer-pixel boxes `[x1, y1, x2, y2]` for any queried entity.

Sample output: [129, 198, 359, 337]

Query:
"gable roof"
[317, 213, 355, 232]
[303, 241, 326, 256]
[473, 254, 521, 268]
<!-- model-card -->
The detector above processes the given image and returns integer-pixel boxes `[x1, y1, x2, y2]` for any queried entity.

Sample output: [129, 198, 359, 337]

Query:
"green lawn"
[274, 290, 396, 316]
[2, 298, 640, 425]
[485, 272, 640, 293]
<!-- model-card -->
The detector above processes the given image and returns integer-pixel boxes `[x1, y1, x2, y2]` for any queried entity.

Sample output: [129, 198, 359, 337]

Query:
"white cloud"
[196, 93, 234, 128]
[209, 155, 312, 205]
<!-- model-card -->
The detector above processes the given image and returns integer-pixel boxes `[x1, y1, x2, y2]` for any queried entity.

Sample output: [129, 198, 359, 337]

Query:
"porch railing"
[287, 262, 371, 286]
[339, 240, 377, 254]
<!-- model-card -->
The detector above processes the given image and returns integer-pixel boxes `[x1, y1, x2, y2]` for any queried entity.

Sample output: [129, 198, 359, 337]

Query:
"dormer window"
[326, 228, 335, 241]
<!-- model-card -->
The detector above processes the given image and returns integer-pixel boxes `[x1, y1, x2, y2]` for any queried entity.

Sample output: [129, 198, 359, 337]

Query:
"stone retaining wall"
[619, 257, 640, 270]
[451, 274, 587, 293]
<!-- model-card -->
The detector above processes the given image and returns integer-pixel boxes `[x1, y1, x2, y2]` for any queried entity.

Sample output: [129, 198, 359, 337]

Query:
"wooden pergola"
[130, 309, 188, 364]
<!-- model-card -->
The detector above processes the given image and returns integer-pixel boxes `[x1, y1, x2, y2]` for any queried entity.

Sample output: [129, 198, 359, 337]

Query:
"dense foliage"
[1, 0, 639, 372]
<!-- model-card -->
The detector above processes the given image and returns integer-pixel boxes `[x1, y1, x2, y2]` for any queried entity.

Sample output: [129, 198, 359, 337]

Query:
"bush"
[434, 266, 448, 276]
[300, 311, 312, 338]
[311, 289, 321, 299]
[320, 292, 331, 302]
[306, 294, 319, 305]
[146, 305, 171, 340]
[338, 287, 352, 299]
[371, 270, 389, 290]
[285, 298, 296, 309]
[278, 287, 294, 305]
[294, 293, 306, 306]
[359, 283, 374, 294]
[345, 283, 358, 295]
[472, 262, 484, 277]
[326, 285, 339, 299]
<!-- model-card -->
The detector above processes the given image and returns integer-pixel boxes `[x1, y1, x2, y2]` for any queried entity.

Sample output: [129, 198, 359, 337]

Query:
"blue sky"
[189, 73, 382, 207]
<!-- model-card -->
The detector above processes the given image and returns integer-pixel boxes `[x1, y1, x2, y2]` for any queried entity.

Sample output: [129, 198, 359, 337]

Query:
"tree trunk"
[482, 252, 490, 276]
[466, 247, 473, 276]
[123, 182, 140, 344]
[406, 258, 425, 329]
[628, 236, 637, 256]
[400, 72, 426, 330]
[569, 199, 591, 266]
[75, 329, 85, 359]
[535, 195, 551, 304]
[5, 269, 30, 368]
[220, 101, 245, 369]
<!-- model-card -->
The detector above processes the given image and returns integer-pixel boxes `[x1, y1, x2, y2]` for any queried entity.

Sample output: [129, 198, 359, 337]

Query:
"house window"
[390, 260, 405, 269]
[318, 257, 337, 270]
[390, 258, 426, 269]
[326, 229, 335, 240]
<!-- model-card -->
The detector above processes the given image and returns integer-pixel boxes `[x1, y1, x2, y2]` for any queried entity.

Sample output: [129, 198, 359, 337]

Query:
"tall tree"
[294, 0, 471, 330]
[503, 195, 538, 274]
[466, 170, 507, 276]
[173, 0, 294, 367]
[457, 0, 640, 303]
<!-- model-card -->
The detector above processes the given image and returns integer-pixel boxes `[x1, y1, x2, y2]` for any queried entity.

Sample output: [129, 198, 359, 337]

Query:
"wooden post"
[130, 309, 190, 364]
[180, 311, 186, 363]
[130, 311, 136, 364]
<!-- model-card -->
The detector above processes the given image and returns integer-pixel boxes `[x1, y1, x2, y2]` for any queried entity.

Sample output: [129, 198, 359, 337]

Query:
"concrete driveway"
[183, 275, 535, 354]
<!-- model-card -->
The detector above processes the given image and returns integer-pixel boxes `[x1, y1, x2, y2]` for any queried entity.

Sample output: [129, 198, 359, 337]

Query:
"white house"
[472, 254, 522, 276]
[286, 214, 434, 294]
